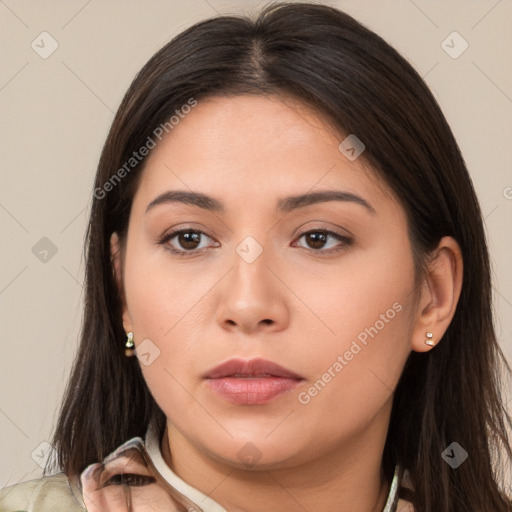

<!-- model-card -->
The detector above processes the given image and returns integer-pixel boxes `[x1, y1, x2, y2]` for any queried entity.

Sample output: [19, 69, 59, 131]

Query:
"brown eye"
[101, 472, 156, 487]
[159, 228, 219, 255]
[295, 230, 352, 252]
[176, 231, 202, 250]
[304, 232, 328, 249]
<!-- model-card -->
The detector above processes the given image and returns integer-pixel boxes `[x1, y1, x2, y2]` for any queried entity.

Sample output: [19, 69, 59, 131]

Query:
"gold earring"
[125, 331, 135, 357]
[425, 331, 434, 346]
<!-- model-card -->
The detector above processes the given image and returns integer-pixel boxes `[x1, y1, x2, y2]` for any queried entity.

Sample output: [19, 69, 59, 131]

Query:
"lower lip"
[206, 377, 302, 405]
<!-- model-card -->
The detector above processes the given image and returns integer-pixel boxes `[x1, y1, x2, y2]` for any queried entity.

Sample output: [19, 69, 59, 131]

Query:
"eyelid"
[293, 218, 354, 235]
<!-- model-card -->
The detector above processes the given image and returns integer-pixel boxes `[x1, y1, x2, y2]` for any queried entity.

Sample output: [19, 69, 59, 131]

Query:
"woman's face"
[113, 94, 422, 470]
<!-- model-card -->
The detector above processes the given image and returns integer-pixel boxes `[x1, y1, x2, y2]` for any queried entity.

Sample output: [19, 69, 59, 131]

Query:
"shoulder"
[0, 472, 86, 512]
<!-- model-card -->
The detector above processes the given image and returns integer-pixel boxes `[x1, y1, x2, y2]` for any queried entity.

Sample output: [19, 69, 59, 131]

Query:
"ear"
[110, 232, 133, 333]
[411, 236, 463, 352]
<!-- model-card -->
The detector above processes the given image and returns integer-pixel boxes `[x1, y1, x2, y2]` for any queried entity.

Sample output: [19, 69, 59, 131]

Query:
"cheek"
[123, 241, 211, 339]
[288, 247, 415, 417]
[291, 239, 415, 349]
[122, 249, 218, 405]
[289, 296, 414, 449]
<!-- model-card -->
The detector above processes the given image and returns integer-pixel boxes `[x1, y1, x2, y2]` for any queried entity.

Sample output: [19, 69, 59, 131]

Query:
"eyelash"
[158, 227, 353, 257]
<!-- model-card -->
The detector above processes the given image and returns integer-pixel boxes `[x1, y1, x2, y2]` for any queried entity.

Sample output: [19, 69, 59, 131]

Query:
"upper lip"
[203, 358, 304, 379]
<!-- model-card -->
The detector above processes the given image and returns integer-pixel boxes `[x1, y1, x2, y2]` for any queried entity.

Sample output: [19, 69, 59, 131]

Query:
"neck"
[161, 405, 393, 512]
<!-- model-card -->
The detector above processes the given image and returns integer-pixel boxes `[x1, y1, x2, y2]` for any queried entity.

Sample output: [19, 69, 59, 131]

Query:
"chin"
[202, 436, 307, 471]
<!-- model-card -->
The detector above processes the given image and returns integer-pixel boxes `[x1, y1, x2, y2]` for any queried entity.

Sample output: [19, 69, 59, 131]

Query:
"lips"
[203, 358, 304, 405]
[203, 357, 304, 380]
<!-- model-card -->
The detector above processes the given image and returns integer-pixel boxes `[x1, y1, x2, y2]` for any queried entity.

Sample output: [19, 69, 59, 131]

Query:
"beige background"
[1, 0, 511, 489]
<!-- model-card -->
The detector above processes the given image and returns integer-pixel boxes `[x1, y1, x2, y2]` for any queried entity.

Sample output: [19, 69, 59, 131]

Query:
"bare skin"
[111, 94, 463, 511]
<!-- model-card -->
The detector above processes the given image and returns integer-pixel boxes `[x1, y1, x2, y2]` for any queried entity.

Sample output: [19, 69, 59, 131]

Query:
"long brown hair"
[47, 3, 512, 510]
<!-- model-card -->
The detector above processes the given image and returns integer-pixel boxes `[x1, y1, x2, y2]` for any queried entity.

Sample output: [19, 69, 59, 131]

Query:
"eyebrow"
[145, 189, 376, 215]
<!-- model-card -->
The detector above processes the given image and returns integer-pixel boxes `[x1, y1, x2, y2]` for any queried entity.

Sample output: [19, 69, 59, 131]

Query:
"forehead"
[132, 94, 395, 215]
[147, 94, 343, 170]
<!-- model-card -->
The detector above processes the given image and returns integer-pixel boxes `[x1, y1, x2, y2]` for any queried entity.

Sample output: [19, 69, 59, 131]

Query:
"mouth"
[203, 358, 304, 405]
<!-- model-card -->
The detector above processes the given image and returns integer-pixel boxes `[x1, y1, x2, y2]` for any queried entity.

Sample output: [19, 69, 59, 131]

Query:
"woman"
[1, 2, 511, 511]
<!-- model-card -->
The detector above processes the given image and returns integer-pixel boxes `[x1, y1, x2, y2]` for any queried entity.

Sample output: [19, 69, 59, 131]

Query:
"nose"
[215, 244, 290, 335]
